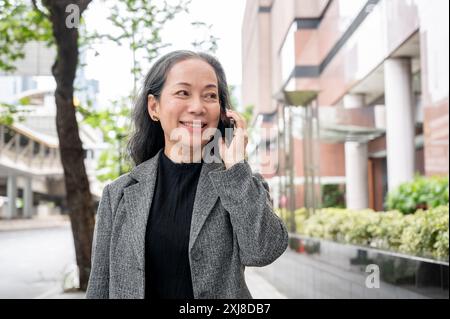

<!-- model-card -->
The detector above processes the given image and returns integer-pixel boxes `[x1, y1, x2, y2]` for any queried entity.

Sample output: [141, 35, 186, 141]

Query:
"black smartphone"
[219, 110, 235, 146]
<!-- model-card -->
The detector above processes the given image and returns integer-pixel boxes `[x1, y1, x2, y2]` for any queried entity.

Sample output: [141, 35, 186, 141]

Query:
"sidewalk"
[42, 267, 286, 299]
[246, 267, 287, 299]
[0, 214, 70, 232]
[35, 287, 85, 299]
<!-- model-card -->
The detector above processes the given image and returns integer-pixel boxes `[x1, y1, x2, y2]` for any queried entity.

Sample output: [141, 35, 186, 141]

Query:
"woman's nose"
[187, 96, 205, 113]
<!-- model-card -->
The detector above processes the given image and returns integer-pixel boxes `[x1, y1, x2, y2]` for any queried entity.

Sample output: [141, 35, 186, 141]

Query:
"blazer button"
[193, 250, 202, 261]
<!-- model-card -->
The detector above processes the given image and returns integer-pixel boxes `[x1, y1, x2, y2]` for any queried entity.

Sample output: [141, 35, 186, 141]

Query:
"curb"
[0, 216, 70, 232]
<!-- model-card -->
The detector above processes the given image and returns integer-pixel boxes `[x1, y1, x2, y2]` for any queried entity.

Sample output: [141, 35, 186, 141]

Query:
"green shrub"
[294, 208, 308, 234]
[281, 205, 449, 261]
[321, 184, 345, 208]
[399, 206, 449, 259]
[341, 209, 381, 246]
[386, 175, 449, 214]
[434, 229, 449, 260]
[371, 210, 406, 251]
[302, 208, 381, 245]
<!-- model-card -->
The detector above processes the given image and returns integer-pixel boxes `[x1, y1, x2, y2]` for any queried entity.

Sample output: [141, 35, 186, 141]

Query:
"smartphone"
[219, 109, 235, 146]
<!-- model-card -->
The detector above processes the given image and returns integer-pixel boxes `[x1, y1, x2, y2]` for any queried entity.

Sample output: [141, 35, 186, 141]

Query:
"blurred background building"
[0, 43, 104, 219]
[242, 0, 449, 213]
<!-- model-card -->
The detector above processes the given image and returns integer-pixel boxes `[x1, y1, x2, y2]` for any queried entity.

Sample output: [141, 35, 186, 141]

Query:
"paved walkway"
[44, 268, 287, 299]
[246, 267, 287, 299]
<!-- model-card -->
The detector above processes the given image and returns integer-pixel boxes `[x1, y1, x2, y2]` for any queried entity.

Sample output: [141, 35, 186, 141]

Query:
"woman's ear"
[147, 94, 160, 122]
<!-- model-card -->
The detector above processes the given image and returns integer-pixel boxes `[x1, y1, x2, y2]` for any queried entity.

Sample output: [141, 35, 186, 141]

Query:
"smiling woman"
[127, 51, 234, 166]
[146, 58, 222, 163]
[85, 50, 289, 300]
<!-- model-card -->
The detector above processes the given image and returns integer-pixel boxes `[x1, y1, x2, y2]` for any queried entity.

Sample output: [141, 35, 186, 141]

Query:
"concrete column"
[384, 58, 415, 191]
[343, 94, 369, 209]
[6, 175, 17, 219]
[374, 105, 386, 129]
[345, 142, 369, 209]
[23, 176, 33, 219]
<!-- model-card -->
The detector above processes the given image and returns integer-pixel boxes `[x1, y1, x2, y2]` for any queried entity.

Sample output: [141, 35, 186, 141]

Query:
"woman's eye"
[176, 90, 189, 96]
[206, 93, 218, 100]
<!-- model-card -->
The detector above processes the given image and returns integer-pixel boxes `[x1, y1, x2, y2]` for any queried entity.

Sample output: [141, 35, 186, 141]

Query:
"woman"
[86, 50, 288, 299]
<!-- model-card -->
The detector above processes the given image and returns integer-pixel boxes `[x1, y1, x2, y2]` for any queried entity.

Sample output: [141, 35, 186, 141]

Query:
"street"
[0, 225, 76, 299]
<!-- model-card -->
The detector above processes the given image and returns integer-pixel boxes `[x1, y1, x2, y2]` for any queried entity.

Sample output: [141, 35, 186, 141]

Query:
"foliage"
[82, 0, 219, 95]
[399, 206, 449, 259]
[191, 21, 219, 53]
[275, 206, 449, 260]
[386, 175, 449, 214]
[241, 104, 254, 126]
[0, 0, 53, 72]
[0, 102, 24, 125]
[321, 184, 345, 208]
[78, 98, 132, 182]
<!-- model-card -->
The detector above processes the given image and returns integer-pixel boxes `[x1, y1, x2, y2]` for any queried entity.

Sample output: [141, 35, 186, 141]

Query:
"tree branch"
[31, 0, 49, 19]
[78, 0, 93, 14]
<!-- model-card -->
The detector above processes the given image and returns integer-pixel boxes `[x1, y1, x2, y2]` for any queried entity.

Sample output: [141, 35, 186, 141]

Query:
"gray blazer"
[86, 149, 288, 299]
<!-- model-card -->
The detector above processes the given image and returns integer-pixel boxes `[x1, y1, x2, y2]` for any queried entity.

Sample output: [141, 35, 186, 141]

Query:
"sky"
[82, 0, 247, 108]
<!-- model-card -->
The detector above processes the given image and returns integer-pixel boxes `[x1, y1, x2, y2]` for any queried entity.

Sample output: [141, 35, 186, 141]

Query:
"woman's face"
[148, 58, 221, 152]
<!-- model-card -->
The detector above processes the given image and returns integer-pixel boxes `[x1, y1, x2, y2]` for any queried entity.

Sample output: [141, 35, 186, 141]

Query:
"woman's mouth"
[179, 121, 207, 132]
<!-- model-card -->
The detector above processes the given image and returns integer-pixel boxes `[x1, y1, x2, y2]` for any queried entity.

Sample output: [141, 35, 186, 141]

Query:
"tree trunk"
[43, 0, 94, 291]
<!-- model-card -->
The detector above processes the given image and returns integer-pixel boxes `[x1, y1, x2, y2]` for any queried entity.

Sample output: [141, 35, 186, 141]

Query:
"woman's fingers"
[226, 109, 247, 129]
[225, 110, 248, 148]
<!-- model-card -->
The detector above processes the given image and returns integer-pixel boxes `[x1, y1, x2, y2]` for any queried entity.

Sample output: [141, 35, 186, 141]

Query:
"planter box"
[252, 234, 448, 299]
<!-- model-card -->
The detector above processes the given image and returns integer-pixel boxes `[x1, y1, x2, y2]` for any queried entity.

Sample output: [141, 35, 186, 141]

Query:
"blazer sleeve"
[86, 184, 112, 299]
[209, 160, 289, 267]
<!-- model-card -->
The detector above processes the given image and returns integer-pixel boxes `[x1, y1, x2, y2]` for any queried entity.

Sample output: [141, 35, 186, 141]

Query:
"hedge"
[275, 206, 449, 261]
[386, 175, 449, 214]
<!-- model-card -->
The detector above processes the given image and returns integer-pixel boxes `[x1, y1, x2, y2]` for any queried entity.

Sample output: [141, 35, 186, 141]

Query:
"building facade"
[0, 44, 104, 219]
[242, 0, 449, 212]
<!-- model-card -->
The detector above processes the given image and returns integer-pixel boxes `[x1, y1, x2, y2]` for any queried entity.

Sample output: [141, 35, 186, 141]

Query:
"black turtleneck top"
[144, 150, 203, 299]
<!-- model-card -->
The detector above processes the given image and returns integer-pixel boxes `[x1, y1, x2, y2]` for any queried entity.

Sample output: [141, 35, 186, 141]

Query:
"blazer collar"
[124, 148, 224, 269]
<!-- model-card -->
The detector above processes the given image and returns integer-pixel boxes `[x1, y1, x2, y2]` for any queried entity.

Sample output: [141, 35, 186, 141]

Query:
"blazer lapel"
[124, 149, 162, 270]
[188, 160, 223, 253]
